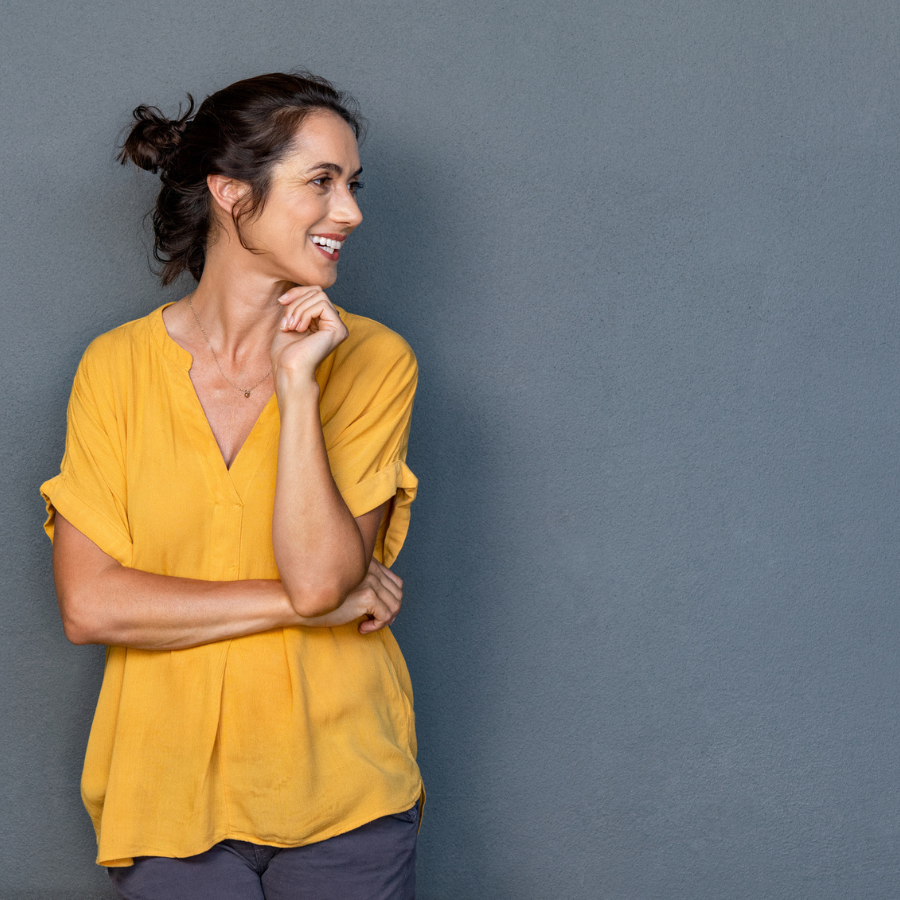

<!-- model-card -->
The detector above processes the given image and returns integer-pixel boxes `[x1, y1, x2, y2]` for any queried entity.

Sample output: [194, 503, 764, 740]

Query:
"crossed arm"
[52, 499, 401, 652]
[53, 376, 403, 652]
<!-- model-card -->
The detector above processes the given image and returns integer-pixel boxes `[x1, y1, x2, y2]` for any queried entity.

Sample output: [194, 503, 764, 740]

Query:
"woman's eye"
[309, 176, 363, 195]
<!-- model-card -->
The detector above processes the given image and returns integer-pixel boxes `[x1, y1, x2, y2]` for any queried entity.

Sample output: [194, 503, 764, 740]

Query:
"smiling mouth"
[310, 235, 344, 260]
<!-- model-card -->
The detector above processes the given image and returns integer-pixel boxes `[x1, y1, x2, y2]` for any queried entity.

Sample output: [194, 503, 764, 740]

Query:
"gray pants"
[108, 802, 419, 900]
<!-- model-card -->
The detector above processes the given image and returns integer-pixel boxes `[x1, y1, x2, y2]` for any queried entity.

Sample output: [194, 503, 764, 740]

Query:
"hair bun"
[118, 96, 195, 174]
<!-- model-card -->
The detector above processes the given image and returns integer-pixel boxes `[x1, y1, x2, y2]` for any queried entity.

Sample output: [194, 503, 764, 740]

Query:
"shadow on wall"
[332, 138, 514, 895]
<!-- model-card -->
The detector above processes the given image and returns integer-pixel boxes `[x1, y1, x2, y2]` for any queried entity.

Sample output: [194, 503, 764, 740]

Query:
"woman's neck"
[185, 246, 294, 361]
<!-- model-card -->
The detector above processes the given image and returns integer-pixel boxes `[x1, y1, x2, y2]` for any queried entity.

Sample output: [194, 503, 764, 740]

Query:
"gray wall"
[2, 1, 899, 897]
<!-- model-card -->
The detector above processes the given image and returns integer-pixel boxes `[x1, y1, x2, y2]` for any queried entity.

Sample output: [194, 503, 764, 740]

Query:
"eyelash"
[311, 176, 364, 195]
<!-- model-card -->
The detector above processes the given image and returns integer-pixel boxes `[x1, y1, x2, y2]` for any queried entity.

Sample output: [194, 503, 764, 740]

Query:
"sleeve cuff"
[339, 459, 418, 567]
[40, 475, 133, 567]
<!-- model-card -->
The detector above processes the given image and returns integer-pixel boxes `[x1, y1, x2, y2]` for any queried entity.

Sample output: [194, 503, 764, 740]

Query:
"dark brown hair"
[118, 71, 364, 285]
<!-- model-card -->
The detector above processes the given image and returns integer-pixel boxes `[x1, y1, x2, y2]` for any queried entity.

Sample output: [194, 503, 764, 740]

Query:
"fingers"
[281, 296, 326, 332]
[277, 286, 321, 303]
[277, 285, 323, 307]
[277, 285, 320, 323]
[358, 594, 392, 633]
[373, 559, 403, 589]
[368, 558, 403, 589]
[378, 573, 403, 607]
[358, 616, 387, 634]
[369, 573, 402, 617]
[277, 287, 343, 335]
[368, 561, 403, 607]
[357, 565, 404, 634]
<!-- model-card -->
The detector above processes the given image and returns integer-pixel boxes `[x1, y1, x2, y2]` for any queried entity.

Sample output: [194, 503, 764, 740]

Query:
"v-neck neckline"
[148, 302, 279, 489]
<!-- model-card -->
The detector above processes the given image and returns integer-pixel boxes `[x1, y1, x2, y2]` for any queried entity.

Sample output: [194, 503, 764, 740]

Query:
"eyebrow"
[306, 162, 364, 178]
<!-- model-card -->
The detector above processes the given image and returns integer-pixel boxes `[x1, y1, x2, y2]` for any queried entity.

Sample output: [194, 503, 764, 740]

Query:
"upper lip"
[311, 233, 349, 242]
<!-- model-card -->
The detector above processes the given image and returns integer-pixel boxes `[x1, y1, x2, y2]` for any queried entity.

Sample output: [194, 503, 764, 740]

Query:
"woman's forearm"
[58, 557, 402, 650]
[272, 376, 368, 615]
[59, 564, 301, 650]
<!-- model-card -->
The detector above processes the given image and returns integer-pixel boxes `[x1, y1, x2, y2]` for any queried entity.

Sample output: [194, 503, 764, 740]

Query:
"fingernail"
[281, 317, 287, 329]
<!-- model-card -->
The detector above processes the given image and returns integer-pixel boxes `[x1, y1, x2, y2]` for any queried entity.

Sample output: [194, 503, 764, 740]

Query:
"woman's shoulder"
[334, 307, 418, 377]
[79, 306, 159, 364]
[323, 308, 418, 410]
[337, 308, 416, 361]
[70, 307, 168, 406]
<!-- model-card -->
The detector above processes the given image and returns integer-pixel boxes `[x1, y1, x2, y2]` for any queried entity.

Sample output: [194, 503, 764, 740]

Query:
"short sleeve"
[39, 340, 133, 566]
[324, 328, 419, 567]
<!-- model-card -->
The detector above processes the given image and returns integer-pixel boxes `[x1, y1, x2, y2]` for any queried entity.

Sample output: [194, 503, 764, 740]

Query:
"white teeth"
[312, 236, 343, 253]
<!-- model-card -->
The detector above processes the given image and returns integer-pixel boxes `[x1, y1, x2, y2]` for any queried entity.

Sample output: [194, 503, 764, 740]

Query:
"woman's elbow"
[62, 619, 93, 645]
[60, 612, 94, 645]
[57, 589, 104, 646]
[284, 570, 364, 617]
[286, 585, 345, 618]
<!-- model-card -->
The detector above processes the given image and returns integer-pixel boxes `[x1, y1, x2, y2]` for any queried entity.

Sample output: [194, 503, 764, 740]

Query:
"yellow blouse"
[40, 302, 423, 867]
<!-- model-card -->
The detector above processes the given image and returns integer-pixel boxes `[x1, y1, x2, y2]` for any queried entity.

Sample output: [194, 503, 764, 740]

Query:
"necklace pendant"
[244, 391, 251, 398]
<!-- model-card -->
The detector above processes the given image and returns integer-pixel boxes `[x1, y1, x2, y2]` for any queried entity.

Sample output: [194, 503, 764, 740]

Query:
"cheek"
[278, 207, 325, 259]
[241, 190, 329, 276]
[284, 192, 325, 231]
[242, 219, 298, 267]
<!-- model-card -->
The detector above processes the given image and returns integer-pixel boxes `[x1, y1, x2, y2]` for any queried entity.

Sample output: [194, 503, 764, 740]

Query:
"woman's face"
[235, 110, 363, 289]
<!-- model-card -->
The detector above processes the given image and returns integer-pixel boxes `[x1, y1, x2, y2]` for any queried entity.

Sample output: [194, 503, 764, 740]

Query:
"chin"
[311, 269, 338, 289]
[284, 261, 337, 289]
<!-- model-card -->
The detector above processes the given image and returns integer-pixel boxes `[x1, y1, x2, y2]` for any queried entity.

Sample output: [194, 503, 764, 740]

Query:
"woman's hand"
[270, 286, 349, 387]
[301, 558, 403, 634]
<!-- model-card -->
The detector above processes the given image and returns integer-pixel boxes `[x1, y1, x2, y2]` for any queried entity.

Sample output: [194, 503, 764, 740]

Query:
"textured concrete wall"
[2, 1, 899, 897]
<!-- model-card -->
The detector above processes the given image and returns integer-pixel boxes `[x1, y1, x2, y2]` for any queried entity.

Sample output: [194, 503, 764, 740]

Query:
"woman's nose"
[333, 188, 363, 228]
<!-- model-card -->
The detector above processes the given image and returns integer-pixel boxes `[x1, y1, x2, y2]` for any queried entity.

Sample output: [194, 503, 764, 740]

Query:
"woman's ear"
[207, 174, 249, 216]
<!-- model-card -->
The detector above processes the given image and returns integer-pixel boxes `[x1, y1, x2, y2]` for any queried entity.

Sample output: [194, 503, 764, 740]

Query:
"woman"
[40, 72, 423, 900]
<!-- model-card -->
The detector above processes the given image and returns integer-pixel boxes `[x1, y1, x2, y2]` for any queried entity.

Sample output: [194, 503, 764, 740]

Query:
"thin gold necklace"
[187, 296, 271, 398]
